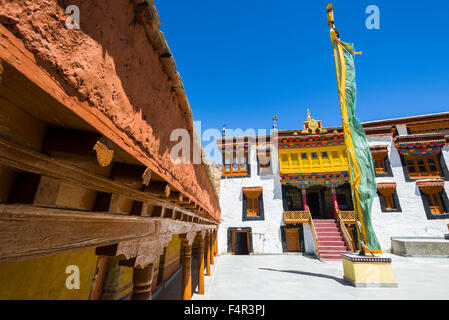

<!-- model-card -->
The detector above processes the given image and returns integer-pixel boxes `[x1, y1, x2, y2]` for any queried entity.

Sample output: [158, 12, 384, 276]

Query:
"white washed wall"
[302, 223, 316, 255]
[369, 137, 449, 250]
[218, 144, 285, 254]
[218, 136, 449, 255]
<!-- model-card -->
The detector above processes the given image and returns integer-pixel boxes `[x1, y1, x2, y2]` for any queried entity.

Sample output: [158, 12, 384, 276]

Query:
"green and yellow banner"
[330, 30, 382, 254]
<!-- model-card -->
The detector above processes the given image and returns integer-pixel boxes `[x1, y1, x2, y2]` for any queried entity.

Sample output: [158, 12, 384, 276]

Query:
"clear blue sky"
[155, 0, 449, 134]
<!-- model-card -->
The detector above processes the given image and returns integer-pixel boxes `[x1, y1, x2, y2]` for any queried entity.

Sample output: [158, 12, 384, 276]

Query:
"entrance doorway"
[307, 192, 321, 218]
[284, 228, 301, 252]
[231, 229, 250, 255]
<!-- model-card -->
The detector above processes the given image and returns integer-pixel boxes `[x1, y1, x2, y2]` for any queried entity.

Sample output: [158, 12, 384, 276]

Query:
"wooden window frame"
[222, 151, 249, 177]
[377, 183, 401, 212]
[246, 195, 260, 217]
[370, 147, 393, 177]
[371, 146, 393, 177]
[404, 155, 443, 179]
[419, 185, 446, 215]
[242, 187, 264, 221]
[374, 157, 387, 174]
[426, 192, 445, 215]
[417, 182, 449, 219]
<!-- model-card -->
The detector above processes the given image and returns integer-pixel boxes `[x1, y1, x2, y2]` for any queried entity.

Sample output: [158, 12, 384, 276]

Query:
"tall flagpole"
[326, 4, 365, 255]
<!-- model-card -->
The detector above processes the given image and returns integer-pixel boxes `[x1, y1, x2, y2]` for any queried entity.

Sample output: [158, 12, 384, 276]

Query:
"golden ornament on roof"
[301, 109, 328, 135]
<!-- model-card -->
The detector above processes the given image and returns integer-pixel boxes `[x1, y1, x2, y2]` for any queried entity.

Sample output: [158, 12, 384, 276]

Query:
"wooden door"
[285, 228, 300, 252]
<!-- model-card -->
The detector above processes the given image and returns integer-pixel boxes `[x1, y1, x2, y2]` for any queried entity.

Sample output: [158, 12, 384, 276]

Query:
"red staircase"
[314, 219, 352, 260]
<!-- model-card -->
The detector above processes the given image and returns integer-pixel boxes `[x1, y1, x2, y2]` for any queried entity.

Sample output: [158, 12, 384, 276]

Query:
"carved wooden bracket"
[197, 230, 206, 240]
[180, 232, 197, 246]
[142, 168, 152, 186]
[99, 236, 160, 269]
[93, 136, 115, 167]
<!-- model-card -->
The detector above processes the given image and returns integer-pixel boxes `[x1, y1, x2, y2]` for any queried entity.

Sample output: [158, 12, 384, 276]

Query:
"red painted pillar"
[331, 185, 339, 220]
[301, 187, 308, 211]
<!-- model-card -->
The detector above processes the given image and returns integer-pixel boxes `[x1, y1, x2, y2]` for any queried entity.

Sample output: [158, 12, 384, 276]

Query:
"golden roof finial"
[301, 108, 328, 135]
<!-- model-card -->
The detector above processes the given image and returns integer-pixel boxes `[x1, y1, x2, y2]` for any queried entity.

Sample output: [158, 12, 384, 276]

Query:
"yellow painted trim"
[278, 145, 349, 173]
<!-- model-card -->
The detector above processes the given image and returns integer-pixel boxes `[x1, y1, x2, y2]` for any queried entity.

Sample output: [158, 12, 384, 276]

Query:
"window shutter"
[242, 187, 262, 217]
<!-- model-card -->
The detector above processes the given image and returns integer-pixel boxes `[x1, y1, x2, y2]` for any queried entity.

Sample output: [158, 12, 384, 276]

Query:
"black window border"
[374, 154, 394, 178]
[377, 190, 402, 213]
[400, 153, 448, 182]
[242, 190, 265, 221]
[419, 188, 449, 220]
[438, 152, 449, 181]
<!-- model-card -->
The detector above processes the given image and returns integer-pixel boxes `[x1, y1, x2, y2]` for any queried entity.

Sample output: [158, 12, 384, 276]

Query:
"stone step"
[319, 250, 348, 256]
[320, 252, 351, 260]
[314, 220, 337, 223]
[316, 232, 341, 237]
[318, 246, 348, 251]
[317, 240, 345, 246]
[313, 218, 348, 260]
[316, 236, 343, 241]
[315, 227, 340, 232]
[314, 222, 337, 227]
[320, 255, 343, 260]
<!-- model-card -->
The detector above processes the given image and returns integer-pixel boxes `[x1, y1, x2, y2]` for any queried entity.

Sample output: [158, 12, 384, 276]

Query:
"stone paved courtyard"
[192, 254, 449, 300]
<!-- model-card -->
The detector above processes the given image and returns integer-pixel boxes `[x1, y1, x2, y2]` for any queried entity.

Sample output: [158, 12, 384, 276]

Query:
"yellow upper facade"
[279, 145, 349, 174]
[277, 109, 350, 174]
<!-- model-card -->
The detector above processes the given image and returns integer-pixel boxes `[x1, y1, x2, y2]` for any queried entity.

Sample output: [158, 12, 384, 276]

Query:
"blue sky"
[155, 1, 449, 135]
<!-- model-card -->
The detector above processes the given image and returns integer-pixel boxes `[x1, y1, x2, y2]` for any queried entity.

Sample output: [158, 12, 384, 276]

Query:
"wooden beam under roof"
[0, 25, 220, 224]
[0, 135, 215, 224]
[110, 163, 152, 186]
[0, 204, 216, 265]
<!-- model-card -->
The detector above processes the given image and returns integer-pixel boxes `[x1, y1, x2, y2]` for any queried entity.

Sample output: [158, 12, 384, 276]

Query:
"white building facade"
[217, 113, 449, 257]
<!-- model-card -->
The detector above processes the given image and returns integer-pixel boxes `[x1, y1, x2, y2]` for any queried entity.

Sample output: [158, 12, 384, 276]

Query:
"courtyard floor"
[192, 254, 449, 300]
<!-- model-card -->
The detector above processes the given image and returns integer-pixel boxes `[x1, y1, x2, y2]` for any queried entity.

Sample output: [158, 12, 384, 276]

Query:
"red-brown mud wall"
[0, 0, 220, 219]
